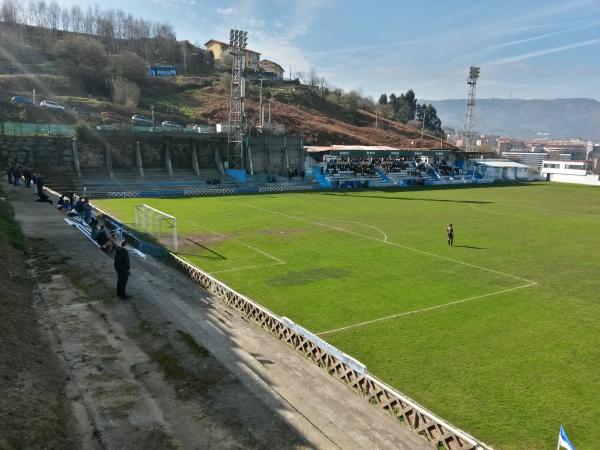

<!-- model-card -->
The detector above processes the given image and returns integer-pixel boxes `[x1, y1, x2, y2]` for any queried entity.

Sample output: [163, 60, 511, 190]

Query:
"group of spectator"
[56, 193, 120, 253]
[58, 194, 131, 299]
[6, 164, 33, 187]
[326, 158, 377, 177]
[323, 156, 465, 179]
[6, 162, 131, 299]
[6, 162, 55, 204]
[287, 168, 306, 180]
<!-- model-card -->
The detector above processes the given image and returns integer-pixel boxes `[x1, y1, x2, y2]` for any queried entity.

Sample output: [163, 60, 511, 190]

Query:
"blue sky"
[54, 0, 600, 100]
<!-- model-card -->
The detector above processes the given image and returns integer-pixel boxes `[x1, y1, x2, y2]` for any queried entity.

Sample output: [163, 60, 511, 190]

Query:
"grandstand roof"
[306, 145, 400, 153]
[474, 160, 529, 168]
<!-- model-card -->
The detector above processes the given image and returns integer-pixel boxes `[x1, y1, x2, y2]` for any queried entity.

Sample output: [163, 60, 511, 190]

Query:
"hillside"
[0, 20, 452, 149]
[429, 98, 600, 141]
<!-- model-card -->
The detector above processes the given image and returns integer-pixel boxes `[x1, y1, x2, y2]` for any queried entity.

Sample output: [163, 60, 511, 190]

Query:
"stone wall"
[0, 133, 305, 176]
[246, 135, 304, 174]
[0, 136, 73, 169]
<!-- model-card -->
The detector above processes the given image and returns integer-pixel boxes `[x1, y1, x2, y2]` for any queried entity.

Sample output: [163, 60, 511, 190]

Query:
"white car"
[40, 100, 66, 111]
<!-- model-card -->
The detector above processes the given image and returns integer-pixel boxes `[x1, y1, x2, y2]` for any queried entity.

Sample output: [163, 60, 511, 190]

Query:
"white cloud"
[209, 0, 335, 76]
[216, 7, 235, 17]
[487, 38, 600, 66]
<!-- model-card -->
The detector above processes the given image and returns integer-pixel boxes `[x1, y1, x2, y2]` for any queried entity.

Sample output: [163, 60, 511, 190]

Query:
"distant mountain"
[427, 98, 600, 141]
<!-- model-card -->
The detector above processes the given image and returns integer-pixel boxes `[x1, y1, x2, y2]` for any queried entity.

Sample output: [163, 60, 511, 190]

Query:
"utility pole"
[259, 78, 263, 131]
[420, 111, 427, 148]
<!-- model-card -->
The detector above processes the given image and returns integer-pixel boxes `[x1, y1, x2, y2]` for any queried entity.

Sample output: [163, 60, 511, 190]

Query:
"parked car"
[10, 96, 34, 106]
[40, 99, 66, 111]
[161, 120, 184, 130]
[101, 111, 124, 122]
[131, 114, 154, 126]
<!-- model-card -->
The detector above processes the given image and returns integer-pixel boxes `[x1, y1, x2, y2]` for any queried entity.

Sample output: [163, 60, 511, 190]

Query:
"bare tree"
[60, 6, 70, 31]
[309, 68, 319, 87]
[1, 0, 20, 24]
[70, 5, 83, 33]
[83, 5, 94, 35]
[35, 0, 47, 28]
[47, 0, 60, 33]
[111, 77, 140, 106]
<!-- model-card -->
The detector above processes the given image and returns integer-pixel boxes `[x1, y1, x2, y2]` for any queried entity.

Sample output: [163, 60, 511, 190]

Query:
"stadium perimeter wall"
[0, 134, 305, 176]
[86, 198, 492, 450]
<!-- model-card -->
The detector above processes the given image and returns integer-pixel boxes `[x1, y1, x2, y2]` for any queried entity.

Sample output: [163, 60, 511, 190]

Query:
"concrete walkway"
[11, 186, 431, 450]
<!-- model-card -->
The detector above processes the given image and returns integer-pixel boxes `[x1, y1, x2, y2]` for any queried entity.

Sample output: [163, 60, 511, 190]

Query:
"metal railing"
[95, 124, 218, 135]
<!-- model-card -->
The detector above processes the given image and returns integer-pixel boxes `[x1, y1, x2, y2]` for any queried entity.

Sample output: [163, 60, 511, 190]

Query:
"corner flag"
[558, 425, 576, 450]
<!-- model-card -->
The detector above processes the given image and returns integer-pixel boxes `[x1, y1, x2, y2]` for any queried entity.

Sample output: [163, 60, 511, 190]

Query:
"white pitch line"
[245, 204, 535, 285]
[179, 220, 285, 264]
[347, 220, 388, 242]
[317, 282, 537, 336]
[468, 203, 529, 220]
[238, 242, 286, 264]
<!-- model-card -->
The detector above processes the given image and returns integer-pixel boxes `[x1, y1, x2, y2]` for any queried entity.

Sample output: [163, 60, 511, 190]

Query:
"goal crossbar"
[134, 204, 178, 252]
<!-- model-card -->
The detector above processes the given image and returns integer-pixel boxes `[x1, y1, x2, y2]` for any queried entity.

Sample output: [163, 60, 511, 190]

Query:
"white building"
[540, 160, 600, 186]
[473, 159, 530, 180]
[501, 152, 547, 170]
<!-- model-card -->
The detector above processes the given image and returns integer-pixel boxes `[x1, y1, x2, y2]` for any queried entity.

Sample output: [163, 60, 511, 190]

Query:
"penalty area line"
[317, 281, 537, 336]
[177, 219, 286, 265]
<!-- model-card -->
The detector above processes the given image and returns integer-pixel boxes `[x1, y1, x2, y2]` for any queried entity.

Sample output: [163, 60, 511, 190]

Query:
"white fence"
[167, 253, 492, 450]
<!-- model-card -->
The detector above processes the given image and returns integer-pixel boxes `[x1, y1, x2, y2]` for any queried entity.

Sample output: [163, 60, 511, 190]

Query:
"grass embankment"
[96, 183, 600, 449]
[0, 187, 74, 449]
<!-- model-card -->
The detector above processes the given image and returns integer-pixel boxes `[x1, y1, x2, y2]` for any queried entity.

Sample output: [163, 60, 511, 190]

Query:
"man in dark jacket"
[114, 240, 131, 300]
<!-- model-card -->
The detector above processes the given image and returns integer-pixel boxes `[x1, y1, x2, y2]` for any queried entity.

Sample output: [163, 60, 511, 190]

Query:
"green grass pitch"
[95, 183, 600, 449]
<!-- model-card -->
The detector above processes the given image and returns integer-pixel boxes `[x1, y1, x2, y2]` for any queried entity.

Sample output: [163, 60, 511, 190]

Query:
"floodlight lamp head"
[469, 66, 480, 80]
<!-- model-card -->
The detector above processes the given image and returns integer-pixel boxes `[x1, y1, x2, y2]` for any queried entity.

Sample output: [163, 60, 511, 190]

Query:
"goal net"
[134, 204, 178, 252]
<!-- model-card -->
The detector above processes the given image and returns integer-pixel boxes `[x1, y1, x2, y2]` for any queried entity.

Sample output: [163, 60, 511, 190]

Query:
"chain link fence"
[0, 122, 75, 137]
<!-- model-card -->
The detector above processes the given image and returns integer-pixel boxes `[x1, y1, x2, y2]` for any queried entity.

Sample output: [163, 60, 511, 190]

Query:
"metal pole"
[421, 112, 426, 148]
[259, 79, 263, 130]
[268, 100, 271, 127]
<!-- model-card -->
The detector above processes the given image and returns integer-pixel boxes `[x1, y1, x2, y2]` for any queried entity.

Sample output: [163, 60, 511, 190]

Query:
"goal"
[133, 204, 178, 252]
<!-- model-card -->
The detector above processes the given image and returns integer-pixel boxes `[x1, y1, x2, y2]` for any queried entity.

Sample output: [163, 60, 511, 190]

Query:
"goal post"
[133, 204, 178, 252]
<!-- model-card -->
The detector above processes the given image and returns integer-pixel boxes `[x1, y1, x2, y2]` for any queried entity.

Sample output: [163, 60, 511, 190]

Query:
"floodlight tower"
[463, 66, 480, 153]
[227, 29, 248, 169]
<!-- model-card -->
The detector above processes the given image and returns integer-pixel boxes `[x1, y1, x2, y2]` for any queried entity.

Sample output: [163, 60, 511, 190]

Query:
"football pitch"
[95, 183, 600, 449]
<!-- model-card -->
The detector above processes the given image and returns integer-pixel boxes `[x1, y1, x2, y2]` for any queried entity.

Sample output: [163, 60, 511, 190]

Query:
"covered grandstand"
[305, 145, 497, 188]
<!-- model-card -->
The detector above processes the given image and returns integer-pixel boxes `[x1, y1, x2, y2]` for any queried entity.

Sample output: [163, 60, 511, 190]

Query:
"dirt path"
[6, 184, 432, 450]
[29, 238, 306, 449]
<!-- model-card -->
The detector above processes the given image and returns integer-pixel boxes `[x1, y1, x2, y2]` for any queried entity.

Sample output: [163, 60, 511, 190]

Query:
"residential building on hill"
[205, 39, 261, 71]
[258, 60, 284, 79]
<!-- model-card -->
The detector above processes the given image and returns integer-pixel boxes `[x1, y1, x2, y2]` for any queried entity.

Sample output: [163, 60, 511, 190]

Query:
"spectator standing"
[74, 198, 85, 214]
[36, 174, 44, 197]
[13, 166, 21, 185]
[6, 166, 13, 184]
[82, 199, 92, 223]
[23, 167, 31, 187]
[114, 240, 131, 300]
